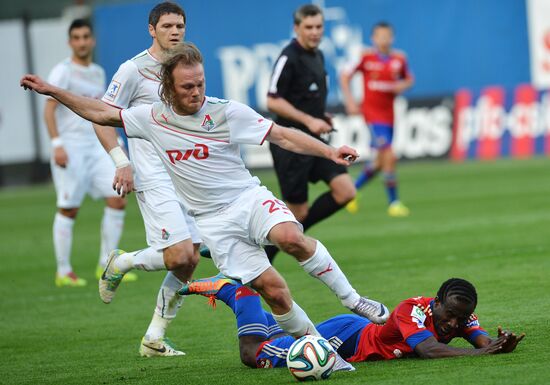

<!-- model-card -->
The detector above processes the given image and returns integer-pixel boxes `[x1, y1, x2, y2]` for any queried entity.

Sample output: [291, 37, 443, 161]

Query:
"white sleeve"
[226, 101, 273, 145]
[102, 61, 138, 108]
[48, 63, 69, 90]
[120, 104, 152, 140]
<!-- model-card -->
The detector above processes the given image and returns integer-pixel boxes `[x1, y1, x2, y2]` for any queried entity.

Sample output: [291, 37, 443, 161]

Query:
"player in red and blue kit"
[180, 277, 524, 369]
[340, 22, 414, 217]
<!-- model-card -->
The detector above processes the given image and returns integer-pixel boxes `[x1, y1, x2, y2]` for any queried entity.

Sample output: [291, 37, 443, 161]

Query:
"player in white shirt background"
[21, 42, 391, 344]
[43, 19, 127, 288]
[92, 2, 202, 357]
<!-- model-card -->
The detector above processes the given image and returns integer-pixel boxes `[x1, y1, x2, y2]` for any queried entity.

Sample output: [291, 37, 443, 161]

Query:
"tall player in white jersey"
[21, 43, 391, 341]
[44, 19, 127, 288]
[92, 3, 201, 357]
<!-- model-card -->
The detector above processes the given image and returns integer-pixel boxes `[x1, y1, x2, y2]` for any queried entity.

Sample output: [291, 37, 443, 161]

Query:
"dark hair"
[436, 278, 478, 307]
[293, 4, 323, 25]
[372, 21, 392, 34]
[149, 1, 186, 27]
[68, 19, 93, 36]
[159, 42, 203, 107]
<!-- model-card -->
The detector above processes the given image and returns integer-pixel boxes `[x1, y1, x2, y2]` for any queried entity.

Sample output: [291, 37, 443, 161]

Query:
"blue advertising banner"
[94, 0, 531, 110]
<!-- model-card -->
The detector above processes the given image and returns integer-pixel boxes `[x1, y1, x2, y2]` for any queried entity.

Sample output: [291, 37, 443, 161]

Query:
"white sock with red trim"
[272, 301, 319, 338]
[299, 240, 360, 309]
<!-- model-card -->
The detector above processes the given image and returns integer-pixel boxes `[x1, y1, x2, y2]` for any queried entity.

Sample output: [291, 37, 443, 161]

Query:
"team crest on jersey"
[201, 114, 216, 131]
[161, 228, 170, 240]
[104, 80, 121, 101]
[411, 306, 427, 328]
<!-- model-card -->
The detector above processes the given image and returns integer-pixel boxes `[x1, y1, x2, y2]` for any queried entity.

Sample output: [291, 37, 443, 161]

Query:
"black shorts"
[269, 142, 347, 204]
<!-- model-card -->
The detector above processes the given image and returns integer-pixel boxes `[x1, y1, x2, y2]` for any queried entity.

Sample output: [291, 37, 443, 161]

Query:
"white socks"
[114, 247, 166, 273]
[99, 207, 125, 266]
[53, 213, 74, 276]
[300, 240, 360, 309]
[272, 301, 319, 338]
[145, 272, 185, 339]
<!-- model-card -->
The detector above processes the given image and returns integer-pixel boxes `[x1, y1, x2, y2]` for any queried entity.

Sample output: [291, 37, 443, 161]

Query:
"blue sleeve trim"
[466, 329, 489, 343]
[405, 330, 434, 349]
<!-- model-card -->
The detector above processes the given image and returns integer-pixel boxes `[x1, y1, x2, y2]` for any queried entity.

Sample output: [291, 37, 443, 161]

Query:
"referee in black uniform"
[265, 4, 356, 262]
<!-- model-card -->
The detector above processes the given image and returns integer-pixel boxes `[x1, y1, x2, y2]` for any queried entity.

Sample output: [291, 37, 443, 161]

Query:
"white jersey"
[121, 97, 273, 216]
[48, 58, 105, 146]
[101, 50, 171, 191]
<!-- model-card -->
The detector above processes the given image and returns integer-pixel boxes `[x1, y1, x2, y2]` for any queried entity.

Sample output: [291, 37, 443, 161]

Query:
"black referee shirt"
[267, 38, 327, 136]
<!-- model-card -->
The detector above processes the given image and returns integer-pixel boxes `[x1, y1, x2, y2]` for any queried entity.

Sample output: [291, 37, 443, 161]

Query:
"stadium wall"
[1, 0, 548, 186]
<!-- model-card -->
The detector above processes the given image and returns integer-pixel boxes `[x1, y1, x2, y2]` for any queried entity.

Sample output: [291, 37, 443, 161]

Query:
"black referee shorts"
[269, 142, 347, 204]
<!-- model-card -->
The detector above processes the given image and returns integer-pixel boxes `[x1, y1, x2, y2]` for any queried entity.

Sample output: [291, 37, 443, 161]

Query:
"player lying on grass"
[180, 276, 524, 368]
[21, 42, 389, 349]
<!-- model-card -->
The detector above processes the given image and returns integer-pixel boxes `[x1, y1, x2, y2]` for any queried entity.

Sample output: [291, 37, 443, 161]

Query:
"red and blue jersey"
[349, 296, 488, 361]
[346, 48, 412, 125]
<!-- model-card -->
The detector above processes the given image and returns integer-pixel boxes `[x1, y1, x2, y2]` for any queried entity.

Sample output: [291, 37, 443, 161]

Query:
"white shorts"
[195, 185, 301, 284]
[136, 184, 201, 251]
[51, 143, 119, 208]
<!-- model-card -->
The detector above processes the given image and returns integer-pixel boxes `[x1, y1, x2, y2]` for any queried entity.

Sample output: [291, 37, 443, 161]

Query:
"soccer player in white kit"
[21, 42, 390, 344]
[92, 3, 201, 357]
[43, 19, 127, 288]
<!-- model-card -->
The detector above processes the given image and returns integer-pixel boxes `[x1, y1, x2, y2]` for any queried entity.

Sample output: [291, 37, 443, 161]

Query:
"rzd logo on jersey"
[166, 144, 209, 164]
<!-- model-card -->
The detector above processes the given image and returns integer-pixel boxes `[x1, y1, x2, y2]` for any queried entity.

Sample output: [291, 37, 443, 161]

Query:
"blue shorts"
[369, 123, 394, 149]
[256, 315, 370, 368]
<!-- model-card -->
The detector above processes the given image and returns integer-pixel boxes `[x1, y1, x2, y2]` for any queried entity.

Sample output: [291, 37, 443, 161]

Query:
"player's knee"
[277, 229, 306, 255]
[330, 176, 356, 204]
[334, 185, 356, 205]
[163, 241, 196, 270]
[59, 207, 78, 218]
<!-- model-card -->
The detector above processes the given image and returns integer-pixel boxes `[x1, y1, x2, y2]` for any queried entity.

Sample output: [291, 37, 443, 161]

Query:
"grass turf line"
[0, 158, 548, 384]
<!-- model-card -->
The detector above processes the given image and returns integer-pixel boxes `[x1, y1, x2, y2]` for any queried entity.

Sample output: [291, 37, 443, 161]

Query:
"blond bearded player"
[21, 42, 391, 354]
[92, 2, 201, 357]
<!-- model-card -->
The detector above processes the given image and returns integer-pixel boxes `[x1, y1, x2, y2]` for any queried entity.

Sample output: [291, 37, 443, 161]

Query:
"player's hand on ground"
[344, 101, 361, 116]
[497, 326, 525, 353]
[20, 74, 51, 95]
[113, 165, 134, 197]
[478, 334, 509, 354]
[306, 117, 333, 135]
[53, 146, 68, 168]
[333, 145, 359, 165]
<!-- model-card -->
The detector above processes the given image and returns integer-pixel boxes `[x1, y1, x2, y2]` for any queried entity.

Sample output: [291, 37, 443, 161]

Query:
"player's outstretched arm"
[21, 74, 121, 127]
[472, 326, 525, 354]
[267, 96, 332, 135]
[414, 335, 510, 359]
[267, 124, 358, 166]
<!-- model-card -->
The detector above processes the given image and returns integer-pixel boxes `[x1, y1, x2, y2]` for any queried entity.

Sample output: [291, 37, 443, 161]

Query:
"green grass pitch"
[1, 158, 549, 384]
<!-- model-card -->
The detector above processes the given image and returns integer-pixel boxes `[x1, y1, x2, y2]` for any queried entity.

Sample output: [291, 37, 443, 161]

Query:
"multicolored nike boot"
[99, 249, 126, 304]
[178, 273, 238, 307]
